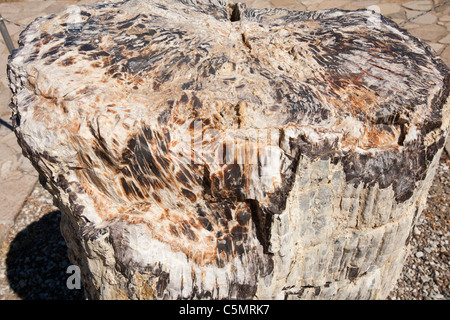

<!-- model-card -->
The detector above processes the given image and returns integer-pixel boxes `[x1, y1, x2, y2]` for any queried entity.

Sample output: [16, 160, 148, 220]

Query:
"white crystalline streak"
[65, 5, 83, 24]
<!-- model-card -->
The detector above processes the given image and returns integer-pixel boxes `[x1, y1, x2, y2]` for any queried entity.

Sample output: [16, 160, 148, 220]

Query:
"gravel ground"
[387, 151, 450, 300]
[0, 184, 84, 300]
[0, 153, 448, 300]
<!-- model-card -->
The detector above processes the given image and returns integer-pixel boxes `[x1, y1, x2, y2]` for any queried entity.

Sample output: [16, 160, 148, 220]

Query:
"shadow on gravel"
[5, 210, 84, 300]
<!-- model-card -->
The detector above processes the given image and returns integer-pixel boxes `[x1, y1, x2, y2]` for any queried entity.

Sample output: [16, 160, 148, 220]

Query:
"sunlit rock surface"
[8, 0, 450, 299]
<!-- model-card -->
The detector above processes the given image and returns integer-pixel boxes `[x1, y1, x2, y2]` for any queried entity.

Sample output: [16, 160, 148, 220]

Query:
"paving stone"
[402, 1, 433, 11]
[243, 0, 273, 9]
[0, 2, 25, 15]
[17, 14, 50, 28]
[307, 0, 351, 10]
[438, 22, 450, 32]
[0, 131, 21, 154]
[0, 142, 13, 164]
[438, 45, 450, 66]
[392, 18, 405, 24]
[2, 2, 77, 27]
[0, 155, 26, 182]
[0, 8, 43, 24]
[0, 83, 11, 119]
[407, 24, 447, 42]
[0, 44, 10, 84]
[0, 222, 12, 246]
[293, 1, 307, 10]
[378, 3, 403, 15]
[405, 11, 437, 24]
[0, 120, 12, 138]
[438, 15, 450, 22]
[439, 34, 450, 44]
[342, 0, 380, 10]
[18, 156, 35, 175]
[429, 42, 445, 53]
[442, 5, 450, 15]
[270, 0, 296, 7]
[0, 174, 37, 223]
[388, 10, 406, 19]
[270, 0, 305, 9]
[299, 0, 323, 6]
[43, 3, 74, 15]
[0, 159, 17, 181]
[402, 22, 421, 29]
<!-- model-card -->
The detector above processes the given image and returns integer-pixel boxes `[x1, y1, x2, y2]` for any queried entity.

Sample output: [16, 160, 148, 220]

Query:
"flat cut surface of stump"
[7, 0, 450, 299]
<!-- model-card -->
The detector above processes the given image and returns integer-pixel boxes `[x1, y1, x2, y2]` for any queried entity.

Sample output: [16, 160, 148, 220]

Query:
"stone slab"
[440, 46, 450, 67]
[378, 3, 403, 16]
[402, 1, 433, 11]
[405, 11, 437, 24]
[0, 175, 37, 223]
[407, 24, 448, 42]
[0, 222, 12, 246]
[429, 42, 445, 54]
[439, 34, 450, 44]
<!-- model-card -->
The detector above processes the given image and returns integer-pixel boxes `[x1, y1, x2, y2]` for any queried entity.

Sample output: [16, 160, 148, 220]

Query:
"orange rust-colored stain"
[125, 215, 145, 225]
[76, 87, 90, 95]
[324, 73, 401, 149]
[326, 73, 378, 115]
[362, 125, 399, 149]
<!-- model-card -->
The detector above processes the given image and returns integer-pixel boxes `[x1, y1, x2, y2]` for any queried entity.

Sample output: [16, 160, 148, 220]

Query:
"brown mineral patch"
[327, 74, 378, 115]
[363, 125, 401, 149]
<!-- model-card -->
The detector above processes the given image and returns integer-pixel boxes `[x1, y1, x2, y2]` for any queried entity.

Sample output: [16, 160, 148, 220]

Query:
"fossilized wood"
[8, 0, 450, 299]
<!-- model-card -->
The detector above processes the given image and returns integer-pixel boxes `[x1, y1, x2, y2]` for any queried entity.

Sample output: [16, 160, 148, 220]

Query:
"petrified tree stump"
[8, 0, 450, 299]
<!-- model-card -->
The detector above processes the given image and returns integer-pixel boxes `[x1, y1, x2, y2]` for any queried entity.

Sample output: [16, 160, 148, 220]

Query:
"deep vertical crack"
[247, 199, 273, 254]
[229, 2, 244, 22]
[241, 33, 252, 50]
